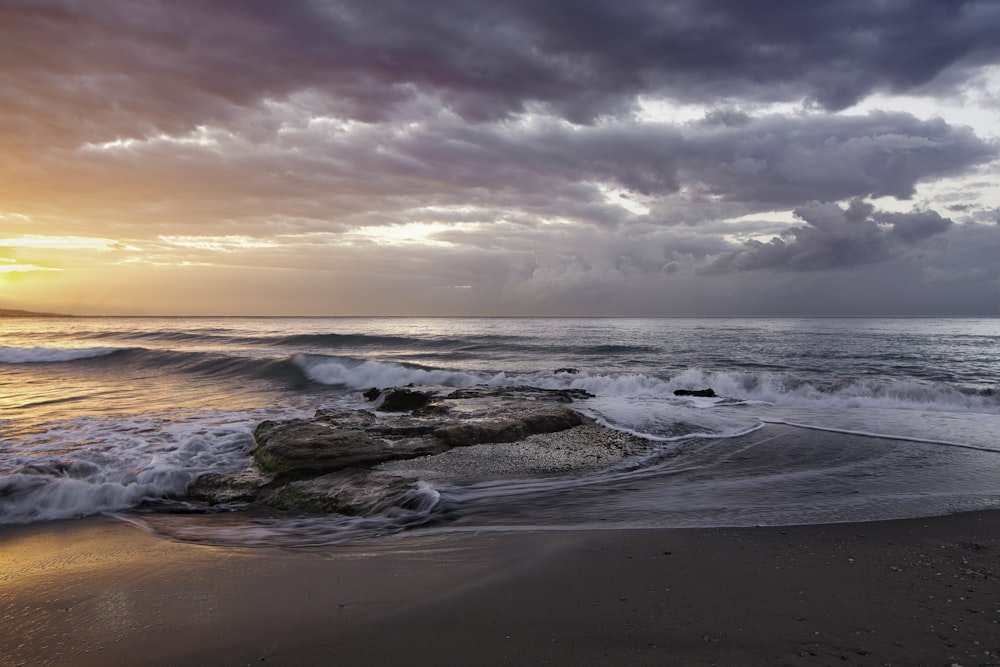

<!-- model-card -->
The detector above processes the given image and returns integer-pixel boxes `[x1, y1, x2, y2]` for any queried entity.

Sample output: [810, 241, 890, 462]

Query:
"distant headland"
[0, 308, 70, 317]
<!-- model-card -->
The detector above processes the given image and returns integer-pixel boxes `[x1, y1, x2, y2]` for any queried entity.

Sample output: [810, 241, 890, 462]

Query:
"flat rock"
[432, 408, 585, 447]
[252, 420, 392, 475]
[264, 469, 422, 516]
[186, 469, 273, 505]
[194, 384, 614, 516]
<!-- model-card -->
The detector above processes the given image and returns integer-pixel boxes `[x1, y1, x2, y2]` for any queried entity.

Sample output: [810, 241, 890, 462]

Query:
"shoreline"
[3, 510, 998, 666]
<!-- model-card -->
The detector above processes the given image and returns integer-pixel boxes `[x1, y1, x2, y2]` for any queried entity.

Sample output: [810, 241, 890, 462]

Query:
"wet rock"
[263, 469, 421, 515]
[362, 387, 381, 401]
[432, 408, 585, 447]
[312, 407, 376, 428]
[215, 384, 606, 518]
[554, 367, 580, 375]
[674, 388, 716, 398]
[252, 419, 392, 475]
[444, 385, 593, 403]
[365, 419, 440, 437]
[373, 387, 433, 412]
[186, 469, 272, 505]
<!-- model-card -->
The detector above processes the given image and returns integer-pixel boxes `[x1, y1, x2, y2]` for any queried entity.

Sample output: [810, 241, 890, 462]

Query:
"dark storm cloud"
[3, 0, 1000, 316]
[2, 0, 996, 229]
[4, 0, 1000, 146]
[389, 111, 995, 205]
[682, 112, 996, 204]
[26, 107, 991, 237]
[710, 200, 957, 273]
[880, 209, 953, 242]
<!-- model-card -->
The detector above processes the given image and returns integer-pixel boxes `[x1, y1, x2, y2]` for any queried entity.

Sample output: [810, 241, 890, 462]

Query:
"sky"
[1, 0, 999, 317]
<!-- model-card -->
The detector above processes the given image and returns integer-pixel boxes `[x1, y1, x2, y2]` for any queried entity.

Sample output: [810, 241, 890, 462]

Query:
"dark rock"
[554, 367, 580, 375]
[673, 388, 716, 398]
[251, 418, 452, 477]
[263, 469, 421, 516]
[413, 403, 451, 416]
[521, 409, 587, 432]
[443, 385, 593, 402]
[365, 419, 439, 437]
[252, 419, 392, 475]
[186, 469, 272, 505]
[432, 422, 523, 448]
[362, 387, 381, 401]
[239, 385, 600, 517]
[433, 408, 584, 447]
[312, 407, 376, 428]
[549, 388, 594, 403]
[373, 388, 433, 412]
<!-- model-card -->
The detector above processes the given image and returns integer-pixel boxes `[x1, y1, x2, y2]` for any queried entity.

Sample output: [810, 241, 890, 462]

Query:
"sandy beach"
[2, 509, 998, 666]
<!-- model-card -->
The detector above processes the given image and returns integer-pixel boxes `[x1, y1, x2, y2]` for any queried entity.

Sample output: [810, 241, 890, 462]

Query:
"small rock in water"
[373, 388, 433, 412]
[362, 387, 381, 402]
[673, 388, 716, 398]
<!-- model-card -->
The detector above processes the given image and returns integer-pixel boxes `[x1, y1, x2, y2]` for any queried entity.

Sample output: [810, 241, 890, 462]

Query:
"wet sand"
[2, 510, 998, 666]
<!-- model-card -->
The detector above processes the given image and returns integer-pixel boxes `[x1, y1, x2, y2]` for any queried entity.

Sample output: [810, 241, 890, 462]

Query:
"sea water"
[1, 317, 998, 545]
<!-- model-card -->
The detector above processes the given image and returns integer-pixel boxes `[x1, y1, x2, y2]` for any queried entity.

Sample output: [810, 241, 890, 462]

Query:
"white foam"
[0, 474, 176, 523]
[292, 355, 998, 446]
[0, 345, 123, 363]
[0, 408, 304, 524]
[582, 397, 765, 441]
[121, 480, 444, 547]
[293, 354, 486, 389]
[292, 355, 997, 415]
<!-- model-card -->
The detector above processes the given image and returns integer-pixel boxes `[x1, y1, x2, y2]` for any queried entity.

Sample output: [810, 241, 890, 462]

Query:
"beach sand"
[2, 509, 998, 666]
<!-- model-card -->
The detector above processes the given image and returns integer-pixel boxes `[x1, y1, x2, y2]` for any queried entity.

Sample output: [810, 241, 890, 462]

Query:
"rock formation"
[183, 384, 646, 518]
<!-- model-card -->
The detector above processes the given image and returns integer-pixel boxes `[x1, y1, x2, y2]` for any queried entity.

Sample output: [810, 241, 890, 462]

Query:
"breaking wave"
[0, 415, 259, 524]
[292, 354, 998, 413]
[0, 345, 124, 364]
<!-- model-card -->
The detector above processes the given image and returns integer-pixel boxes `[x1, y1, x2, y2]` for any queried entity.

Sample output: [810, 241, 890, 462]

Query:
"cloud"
[880, 209, 953, 242]
[4, 105, 991, 241]
[2, 1, 1000, 316]
[5, 0, 1000, 148]
[709, 200, 957, 272]
[683, 112, 997, 204]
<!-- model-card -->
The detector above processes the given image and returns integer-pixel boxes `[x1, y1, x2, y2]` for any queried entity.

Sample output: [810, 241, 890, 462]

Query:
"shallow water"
[2, 317, 999, 545]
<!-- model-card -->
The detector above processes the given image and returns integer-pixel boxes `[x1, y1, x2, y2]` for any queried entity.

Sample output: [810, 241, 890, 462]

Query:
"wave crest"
[293, 354, 486, 389]
[0, 345, 123, 364]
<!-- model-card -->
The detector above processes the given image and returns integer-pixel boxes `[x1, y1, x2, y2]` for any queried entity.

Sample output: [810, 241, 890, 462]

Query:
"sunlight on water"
[1, 317, 998, 539]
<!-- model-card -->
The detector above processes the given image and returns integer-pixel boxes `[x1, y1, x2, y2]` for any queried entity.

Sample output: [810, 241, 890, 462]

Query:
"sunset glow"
[1, 2, 999, 316]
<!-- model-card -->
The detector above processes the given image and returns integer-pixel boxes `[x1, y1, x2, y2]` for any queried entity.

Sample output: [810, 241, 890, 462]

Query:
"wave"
[121, 481, 443, 547]
[84, 329, 472, 350]
[657, 368, 999, 411]
[0, 345, 124, 364]
[10, 341, 993, 417]
[290, 353, 999, 412]
[76, 328, 663, 358]
[288, 354, 1000, 449]
[277, 332, 440, 348]
[293, 353, 487, 389]
[0, 345, 317, 388]
[0, 415, 256, 524]
[87, 330, 241, 344]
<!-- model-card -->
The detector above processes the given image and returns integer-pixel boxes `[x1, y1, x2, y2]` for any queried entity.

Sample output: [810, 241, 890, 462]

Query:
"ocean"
[1, 317, 998, 546]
